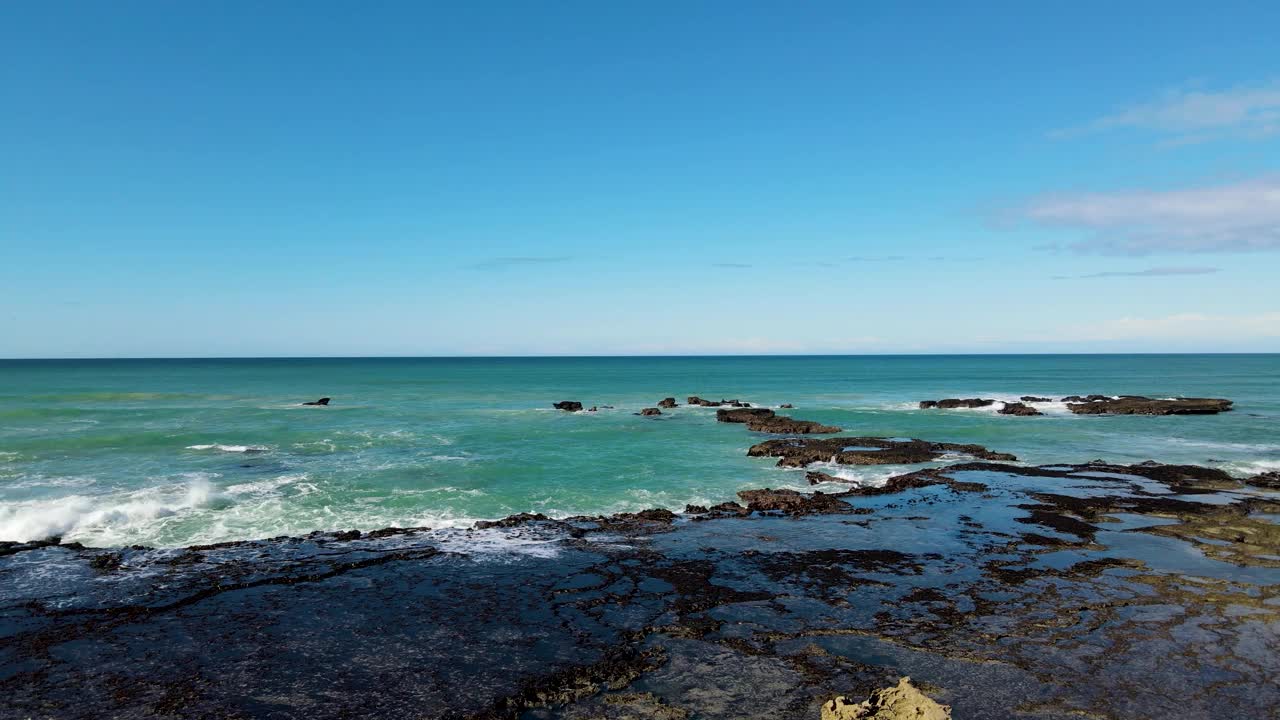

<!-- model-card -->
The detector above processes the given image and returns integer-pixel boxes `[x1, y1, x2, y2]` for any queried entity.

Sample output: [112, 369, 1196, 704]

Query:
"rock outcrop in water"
[554, 401, 584, 412]
[637, 407, 662, 416]
[998, 402, 1042, 416]
[1066, 396, 1232, 415]
[716, 407, 841, 434]
[1020, 396, 1052, 402]
[1247, 471, 1280, 489]
[747, 437, 1016, 468]
[657, 397, 679, 408]
[716, 407, 775, 423]
[918, 398, 994, 409]
[822, 677, 951, 720]
[737, 488, 851, 515]
[688, 396, 752, 407]
[746, 416, 842, 434]
[302, 397, 330, 406]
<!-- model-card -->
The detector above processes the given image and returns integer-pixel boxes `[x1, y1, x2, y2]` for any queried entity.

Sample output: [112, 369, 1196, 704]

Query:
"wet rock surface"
[745, 416, 843, 434]
[997, 402, 1042, 416]
[746, 437, 1016, 468]
[715, 407, 775, 423]
[554, 401, 584, 412]
[918, 399, 994, 409]
[1066, 396, 1233, 415]
[2, 461, 1277, 720]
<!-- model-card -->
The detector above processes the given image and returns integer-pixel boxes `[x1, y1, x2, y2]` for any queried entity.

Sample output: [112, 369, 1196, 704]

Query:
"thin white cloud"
[1053, 266, 1220, 279]
[1055, 81, 1280, 144]
[1020, 177, 1280, 255]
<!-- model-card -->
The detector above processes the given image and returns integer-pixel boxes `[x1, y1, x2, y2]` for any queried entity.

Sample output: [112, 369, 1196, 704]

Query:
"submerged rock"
[1020, 396, 1052, 402]
[747, 437, 1015, 468]
[779, 403, 794, 409]
[302, 397, 331, 406]
[821, 677, 951, 720]
[998, 402, 1042, 416]
[918, 398, 994, 409]
[1066, 396, 1232, 415]
[554, 401, 584, 412]
[637, 408, 662, 416]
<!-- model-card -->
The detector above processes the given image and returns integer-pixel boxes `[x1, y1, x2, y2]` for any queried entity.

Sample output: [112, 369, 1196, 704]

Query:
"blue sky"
[2, 1, 1279, 357]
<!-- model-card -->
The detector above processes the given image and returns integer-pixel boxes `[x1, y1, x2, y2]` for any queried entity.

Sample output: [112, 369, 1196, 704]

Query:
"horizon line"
[3, 351, 1279, 361]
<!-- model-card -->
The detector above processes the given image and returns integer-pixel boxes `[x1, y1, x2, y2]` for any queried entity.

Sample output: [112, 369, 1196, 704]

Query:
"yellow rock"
[820, 677, 951, 720]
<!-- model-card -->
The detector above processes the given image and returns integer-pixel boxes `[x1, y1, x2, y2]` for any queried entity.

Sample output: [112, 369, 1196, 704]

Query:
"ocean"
[2, 354, 1278, 548]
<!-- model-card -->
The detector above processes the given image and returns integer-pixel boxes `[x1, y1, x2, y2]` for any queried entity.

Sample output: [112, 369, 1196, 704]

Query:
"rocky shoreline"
[3, 451, 1277, 719]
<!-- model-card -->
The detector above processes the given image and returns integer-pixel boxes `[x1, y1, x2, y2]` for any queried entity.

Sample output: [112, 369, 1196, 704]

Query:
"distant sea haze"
[1, 354, 1277, 547]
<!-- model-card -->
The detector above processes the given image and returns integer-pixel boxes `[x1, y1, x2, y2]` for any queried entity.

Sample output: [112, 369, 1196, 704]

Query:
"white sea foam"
[0, 476, 215, 543]
[892, 393, 1078, 416]
[186, 444, 269, 453]
[1218, 459, 1280, 477]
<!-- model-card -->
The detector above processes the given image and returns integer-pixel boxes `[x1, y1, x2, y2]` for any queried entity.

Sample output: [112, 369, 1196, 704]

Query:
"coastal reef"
[918, 395, 1233, 416]
[5, 456, 1274, 719]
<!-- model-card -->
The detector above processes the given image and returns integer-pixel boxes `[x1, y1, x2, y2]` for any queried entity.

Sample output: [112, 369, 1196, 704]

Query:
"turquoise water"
[2, 355, 1277, 547]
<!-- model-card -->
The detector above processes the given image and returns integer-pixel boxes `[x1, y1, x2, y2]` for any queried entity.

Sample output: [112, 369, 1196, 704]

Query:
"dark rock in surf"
[779, 403, 794, 409]
[806, 471, 846, 485]
[736, 488, 850, 515]
[637, 408, 662, 416]
[302, 397, 331, 406]
[919, 398, 995, 409]
[1061, 394, 1111, 403]
[747, 436, 1016, 468]
[1020, 396, 1052, 403]
[745, 416, 842, 434]
[553, 401, 584, 412]
[1245, 471, 1280, 490]
[998, 402, 1043, 416]
[1067, 396, 1232, 415]
[657, 397, 678, 408]
[715, 408, 775, 423]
